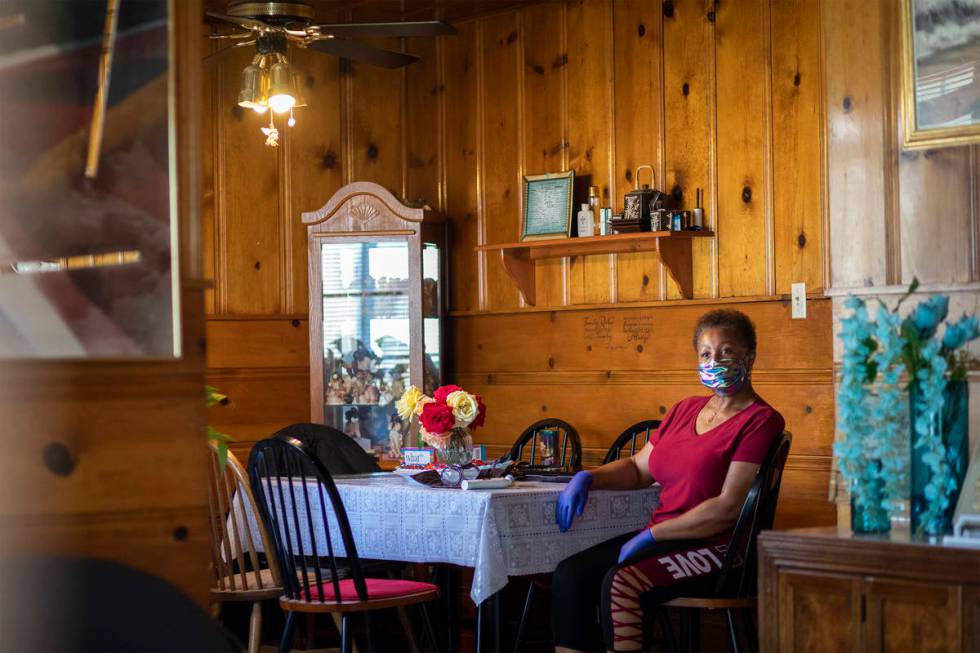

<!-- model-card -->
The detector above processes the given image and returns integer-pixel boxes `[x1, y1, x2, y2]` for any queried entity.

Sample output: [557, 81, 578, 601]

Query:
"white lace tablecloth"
[231, 473, 659, 605]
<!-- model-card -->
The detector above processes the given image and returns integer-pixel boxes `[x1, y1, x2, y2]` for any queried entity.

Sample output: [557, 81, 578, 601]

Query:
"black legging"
[551, 532, 722, 651]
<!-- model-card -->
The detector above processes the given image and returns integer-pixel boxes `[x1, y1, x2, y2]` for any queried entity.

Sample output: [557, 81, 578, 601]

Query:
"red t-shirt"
[646, 395, 785, 541]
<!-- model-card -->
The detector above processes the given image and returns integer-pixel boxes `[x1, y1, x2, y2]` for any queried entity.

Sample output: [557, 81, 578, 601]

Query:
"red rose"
[470, 395, 487, 430]
[419, 401, 455, 434]
[433, 385, 463, 403]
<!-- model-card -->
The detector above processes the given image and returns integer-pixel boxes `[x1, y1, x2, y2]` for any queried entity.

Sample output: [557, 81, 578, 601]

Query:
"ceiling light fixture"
[236, 47, 303, 146]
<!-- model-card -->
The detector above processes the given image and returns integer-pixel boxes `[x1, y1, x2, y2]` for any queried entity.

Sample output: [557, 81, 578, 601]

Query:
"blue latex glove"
[618, 528, 656, 563]
[556, 471, 592, 532]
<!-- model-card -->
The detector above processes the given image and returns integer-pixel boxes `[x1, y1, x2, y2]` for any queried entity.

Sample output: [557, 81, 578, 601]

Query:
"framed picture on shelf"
[521, 170, 574, 241]
[900, 0, 980, 149]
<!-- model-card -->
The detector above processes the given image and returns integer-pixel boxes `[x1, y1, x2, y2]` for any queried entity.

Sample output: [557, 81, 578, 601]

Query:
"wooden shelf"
[475, 231, 714, 306]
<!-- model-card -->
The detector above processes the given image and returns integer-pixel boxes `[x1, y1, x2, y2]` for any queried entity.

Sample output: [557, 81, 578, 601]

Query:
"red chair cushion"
[305, 577, 437, 603]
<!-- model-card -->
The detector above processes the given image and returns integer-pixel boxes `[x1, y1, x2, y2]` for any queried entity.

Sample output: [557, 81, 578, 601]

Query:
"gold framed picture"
[521, 170, 574, 241]
[901, 0, 980, 149]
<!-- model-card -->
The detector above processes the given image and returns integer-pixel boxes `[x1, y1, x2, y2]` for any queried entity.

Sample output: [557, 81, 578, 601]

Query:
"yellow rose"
[446, 390, 479, 427]
[396, 386, 424, 420]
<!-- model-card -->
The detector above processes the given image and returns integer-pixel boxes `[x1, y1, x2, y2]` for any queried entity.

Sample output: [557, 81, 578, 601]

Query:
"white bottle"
[577, 203, 594, 237]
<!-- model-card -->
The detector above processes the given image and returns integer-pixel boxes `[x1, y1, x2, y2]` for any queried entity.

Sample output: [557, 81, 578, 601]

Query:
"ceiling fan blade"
[309, 21, 457, 39]
[306, 38, 420, 69]
[206, 11, 267, 32]
[202, 40, 255, 64]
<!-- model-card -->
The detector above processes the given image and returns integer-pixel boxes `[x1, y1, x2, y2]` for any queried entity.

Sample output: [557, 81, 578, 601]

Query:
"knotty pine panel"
[899, 147, 977, 285]
[566, 0, 614, 306]
[481, 12, 524, 312]
[771, 0, 824, 294]
[521, 3, 567, 307]
[662, 0, 714, 299]
[453, 298, 832, 373]
[348, 40, 404, 196]
[287, 49, 345, 315]
[207, 367, 311, 444]
[216, 46, 283, 314]
[775, 465, 836, 528]
[0, 380, 207, 517]
[443, 20, 480, 313]
[715, 0, 770, 298]
[202, 40, 217, 315]
[206, 318, 309, 369]
[405, 37, 442, 209]
[824, 0, 891, 289]
[612, 0, 665, 302]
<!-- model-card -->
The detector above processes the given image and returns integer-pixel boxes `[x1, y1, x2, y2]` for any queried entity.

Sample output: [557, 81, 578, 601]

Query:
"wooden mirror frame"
[301, 182, 439, 425]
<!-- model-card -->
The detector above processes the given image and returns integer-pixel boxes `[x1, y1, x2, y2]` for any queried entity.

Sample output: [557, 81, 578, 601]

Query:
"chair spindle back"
[248, 436, 368, 604]
[507, 418, 582, 471]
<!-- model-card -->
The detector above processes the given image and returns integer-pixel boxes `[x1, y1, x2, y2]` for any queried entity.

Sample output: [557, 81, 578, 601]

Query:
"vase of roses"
[395, 384, 486, 465]
[835, 280, 978, 535]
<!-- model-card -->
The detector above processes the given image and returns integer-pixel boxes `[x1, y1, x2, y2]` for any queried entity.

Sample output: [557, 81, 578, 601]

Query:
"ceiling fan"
[207, 1, 456, 146]
[206, 0, 457, 69]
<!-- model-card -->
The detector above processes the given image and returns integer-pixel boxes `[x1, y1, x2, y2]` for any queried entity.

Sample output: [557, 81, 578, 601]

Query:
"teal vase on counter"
[850, 469, 891, 534]
[909, 380, 970, 535]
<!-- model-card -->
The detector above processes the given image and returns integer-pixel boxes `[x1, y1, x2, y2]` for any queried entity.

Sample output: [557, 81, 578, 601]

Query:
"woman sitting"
[552, 309, 785, 653]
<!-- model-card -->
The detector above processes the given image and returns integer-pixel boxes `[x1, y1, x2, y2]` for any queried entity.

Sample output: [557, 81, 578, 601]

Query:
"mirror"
[0, 0, 180, 357]
[901, 0, 980, 149]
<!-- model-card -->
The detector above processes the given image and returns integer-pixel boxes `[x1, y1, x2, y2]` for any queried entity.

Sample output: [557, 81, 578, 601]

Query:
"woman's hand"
[617, 528, 656, 563]
[556, 470, 592, 532]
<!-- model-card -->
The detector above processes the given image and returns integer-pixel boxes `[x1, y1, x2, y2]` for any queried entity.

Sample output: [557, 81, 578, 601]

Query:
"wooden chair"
[507, 418, 582, 471]
[658, 432, 793, 653]
[602, 419, 662, 463]
[247, 435, 440, 653]
[207, 442, 282, 653]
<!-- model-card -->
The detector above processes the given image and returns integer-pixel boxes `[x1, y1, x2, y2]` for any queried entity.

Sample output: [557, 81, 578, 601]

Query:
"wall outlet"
[791, 282, 807, 319]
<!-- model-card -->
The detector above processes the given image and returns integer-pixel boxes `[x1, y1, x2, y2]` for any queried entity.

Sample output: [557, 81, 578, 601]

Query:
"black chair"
[248, 435, 440, 653]
[603, 419, 662, 463]
[658, 431, 793, 653]
[508, 419, 582, 652]
[507, 418, 582, 471]
[272, 423, 381, 475]
[0, 556, 242, 652]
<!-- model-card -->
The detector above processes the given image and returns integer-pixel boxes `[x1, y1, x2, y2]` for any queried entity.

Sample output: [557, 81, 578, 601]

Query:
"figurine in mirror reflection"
[388, 414, 404, 456]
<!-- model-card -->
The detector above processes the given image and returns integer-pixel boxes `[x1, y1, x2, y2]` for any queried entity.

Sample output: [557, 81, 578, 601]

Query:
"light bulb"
[288, 117, 296, 127]
[268, 93, 296, 114]
[252, 103, 268, 114]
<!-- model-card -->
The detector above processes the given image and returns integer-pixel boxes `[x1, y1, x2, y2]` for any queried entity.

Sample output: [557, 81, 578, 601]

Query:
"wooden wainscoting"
[206, 316, 311, 459]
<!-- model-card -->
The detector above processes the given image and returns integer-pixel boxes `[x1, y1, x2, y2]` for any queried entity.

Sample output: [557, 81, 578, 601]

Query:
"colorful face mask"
[697, 358, 748, 396]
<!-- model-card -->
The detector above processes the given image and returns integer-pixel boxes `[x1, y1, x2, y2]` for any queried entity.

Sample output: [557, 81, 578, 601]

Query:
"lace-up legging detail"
[599, 543, 730, 652]
[551, 533, 726, 652]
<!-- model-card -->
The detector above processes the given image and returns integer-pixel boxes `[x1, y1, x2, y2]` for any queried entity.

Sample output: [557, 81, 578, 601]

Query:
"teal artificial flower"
[905, 295, 949, 339]
[942, 315, 980, 351]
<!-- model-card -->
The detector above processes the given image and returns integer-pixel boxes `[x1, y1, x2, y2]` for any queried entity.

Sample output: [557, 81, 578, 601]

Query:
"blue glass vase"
[909, 380, 970, 535]
[850, 470, 890, 534]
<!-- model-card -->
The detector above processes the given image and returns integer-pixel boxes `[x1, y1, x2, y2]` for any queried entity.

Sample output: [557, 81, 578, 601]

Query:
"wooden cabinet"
[302, 181, 449, 455]
[759, 528, 980, 653]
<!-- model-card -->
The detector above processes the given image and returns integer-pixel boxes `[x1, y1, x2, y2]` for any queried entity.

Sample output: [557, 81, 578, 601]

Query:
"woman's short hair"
[693, 309, 757, 352]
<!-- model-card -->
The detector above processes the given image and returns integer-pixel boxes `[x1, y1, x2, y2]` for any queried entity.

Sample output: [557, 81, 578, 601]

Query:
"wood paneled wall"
[822, 0, 980, 518]
[204, 0, 835, 528]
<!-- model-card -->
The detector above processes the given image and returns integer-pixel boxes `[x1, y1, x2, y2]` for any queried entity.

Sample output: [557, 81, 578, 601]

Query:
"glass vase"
[851, 473, 891, 534]
[437, 427, 473, 466]
[909, 380, 970, 535]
